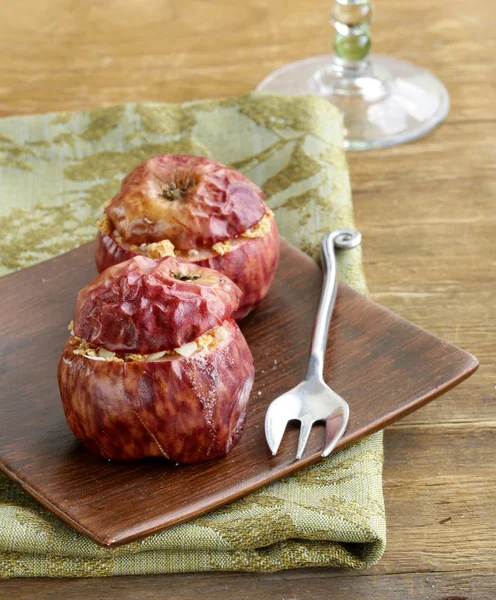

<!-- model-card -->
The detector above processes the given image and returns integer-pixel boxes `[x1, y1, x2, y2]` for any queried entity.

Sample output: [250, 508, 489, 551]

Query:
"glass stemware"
[257, 0, 450, 151]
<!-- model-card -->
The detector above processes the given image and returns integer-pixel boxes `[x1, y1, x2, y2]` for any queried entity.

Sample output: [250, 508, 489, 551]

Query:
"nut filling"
[70, 325, 228, 363]
[97, 210, 274, 258]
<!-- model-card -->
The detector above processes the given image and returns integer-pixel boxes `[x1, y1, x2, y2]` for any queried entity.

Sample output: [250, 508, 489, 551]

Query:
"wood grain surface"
[1, 239, 476, 547]
[0, 0, 495, 596]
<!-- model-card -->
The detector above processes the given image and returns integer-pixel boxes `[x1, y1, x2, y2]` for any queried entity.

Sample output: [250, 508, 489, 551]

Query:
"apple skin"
[95, 212, 280, 320]
[74, 256, 241, 354]
[195, 213, 280, 320]
[95, 231, 135, 273]
[58, 318, 254, 463]
[106, 154, 266, 250]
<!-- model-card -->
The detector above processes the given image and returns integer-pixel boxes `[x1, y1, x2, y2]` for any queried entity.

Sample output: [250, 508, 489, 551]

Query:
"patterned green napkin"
[0, 92, 386, 577]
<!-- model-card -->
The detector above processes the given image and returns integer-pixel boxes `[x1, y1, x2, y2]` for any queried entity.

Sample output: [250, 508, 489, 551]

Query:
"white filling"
[72, 325, 226, 363]
[173, 341, 197, 358]
[145, 350, 168, 361]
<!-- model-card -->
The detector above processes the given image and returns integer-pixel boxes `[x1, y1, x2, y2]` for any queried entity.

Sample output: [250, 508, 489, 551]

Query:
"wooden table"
[1, 0, 494, 597]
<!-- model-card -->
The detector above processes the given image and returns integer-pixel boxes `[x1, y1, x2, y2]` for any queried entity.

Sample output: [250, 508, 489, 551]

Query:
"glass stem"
[332, 0, 373, 72]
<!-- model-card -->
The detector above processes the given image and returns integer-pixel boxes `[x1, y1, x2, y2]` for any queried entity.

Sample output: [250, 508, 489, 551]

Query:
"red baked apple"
[95, 154, 280, 319]
[58, 256, 255, 463]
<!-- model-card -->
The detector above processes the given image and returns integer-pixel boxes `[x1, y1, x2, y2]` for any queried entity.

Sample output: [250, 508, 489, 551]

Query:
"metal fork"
[265, 228, 362, 460]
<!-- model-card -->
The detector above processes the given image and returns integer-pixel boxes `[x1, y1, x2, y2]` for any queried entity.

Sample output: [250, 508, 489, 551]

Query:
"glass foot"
[256, 54, 450, 151]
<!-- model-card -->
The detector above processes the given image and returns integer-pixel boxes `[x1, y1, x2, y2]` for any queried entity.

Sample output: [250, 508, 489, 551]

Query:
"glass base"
[256, 54, 450, 151]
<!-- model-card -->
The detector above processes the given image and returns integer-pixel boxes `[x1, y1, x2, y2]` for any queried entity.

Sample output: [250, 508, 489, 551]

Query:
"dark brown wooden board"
[0, 240, 478, 547]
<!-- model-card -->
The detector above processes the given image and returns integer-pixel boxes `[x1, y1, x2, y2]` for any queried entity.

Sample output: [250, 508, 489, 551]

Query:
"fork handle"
[305, 229, 362, 381]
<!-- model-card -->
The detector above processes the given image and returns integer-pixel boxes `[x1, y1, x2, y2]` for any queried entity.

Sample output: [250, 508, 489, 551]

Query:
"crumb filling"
[68, 322, 228, 363]
[98, 209, 274, 259]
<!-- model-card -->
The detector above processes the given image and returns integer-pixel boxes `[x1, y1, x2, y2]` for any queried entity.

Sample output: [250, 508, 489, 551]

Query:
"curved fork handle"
[305, 229, 362, 381]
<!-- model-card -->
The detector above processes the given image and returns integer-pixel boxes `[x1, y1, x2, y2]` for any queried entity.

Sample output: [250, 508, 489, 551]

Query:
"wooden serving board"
[0, 240, 478, 547]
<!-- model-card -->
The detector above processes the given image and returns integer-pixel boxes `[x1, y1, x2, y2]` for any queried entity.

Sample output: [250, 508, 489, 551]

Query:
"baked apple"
[95, 154, 280, 319]
[57, 256, 255, 463]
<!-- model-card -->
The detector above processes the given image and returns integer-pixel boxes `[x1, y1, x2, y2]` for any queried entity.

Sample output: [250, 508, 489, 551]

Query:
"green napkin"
[0, 93, 386, 577]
